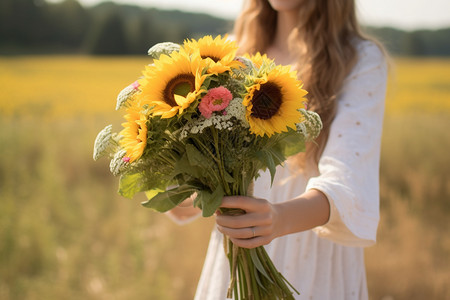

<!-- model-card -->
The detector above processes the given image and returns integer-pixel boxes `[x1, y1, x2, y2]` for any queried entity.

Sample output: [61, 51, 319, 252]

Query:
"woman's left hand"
[215, 196, 281, 249]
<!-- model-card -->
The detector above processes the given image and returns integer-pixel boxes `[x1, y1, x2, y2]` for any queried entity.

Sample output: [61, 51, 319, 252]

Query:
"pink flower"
[198, 86, 233, 119]
[131, 81, 140, 90]
[122, 157, 131, 163]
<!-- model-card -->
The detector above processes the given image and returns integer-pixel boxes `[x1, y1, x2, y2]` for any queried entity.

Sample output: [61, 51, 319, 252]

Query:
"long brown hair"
[234, 0, 371, 167]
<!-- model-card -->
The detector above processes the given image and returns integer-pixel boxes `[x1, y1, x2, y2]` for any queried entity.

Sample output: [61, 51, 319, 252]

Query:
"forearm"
[274, 189, 330, 238]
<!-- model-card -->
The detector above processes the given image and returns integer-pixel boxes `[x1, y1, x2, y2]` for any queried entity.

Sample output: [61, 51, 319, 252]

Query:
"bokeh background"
[1, 0, 449, 299]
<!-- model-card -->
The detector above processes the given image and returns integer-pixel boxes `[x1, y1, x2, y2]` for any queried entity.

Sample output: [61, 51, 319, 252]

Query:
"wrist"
[272, 202, 290, 239]
[272, 189, 330, 237]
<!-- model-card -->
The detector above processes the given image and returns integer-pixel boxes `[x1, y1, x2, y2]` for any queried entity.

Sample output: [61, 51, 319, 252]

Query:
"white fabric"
[194, 40, 387, 300]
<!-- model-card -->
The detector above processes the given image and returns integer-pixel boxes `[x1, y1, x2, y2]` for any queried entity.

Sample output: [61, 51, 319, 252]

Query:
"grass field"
[0, 56, 449, 299]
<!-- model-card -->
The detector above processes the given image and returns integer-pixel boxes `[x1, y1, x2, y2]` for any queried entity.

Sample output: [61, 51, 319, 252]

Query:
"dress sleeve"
[305, 40, 388, 247]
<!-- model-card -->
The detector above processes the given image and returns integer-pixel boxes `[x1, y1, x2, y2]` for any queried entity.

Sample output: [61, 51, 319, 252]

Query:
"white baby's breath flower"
[296, 122, 307, 136]
[234, 56, 255, 75]
[236, 56, 255, 69]
[109, 149, 130, 176]
[225, 98, 249, 127]
[116, 84, 139, 110]
[147, 42, 181, 59]
[297, 109, 323, 140]
[180, 98, 250, 139]
[93, 125, 115, 160]
[180, 115, 233, 138]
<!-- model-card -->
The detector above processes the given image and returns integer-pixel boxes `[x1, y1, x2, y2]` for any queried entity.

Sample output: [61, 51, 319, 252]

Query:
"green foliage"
[197, 185, 225, 217]
[0, 0, 232, 55]
[255, 148, 280, 186]
[171, 152, 202, 179]
[3, 0, 449, 56]
[142, 185, 196, 212]
[118, 172, 145, 199]
[83, 9, 129, 55]
[277, 133, 306, 157]
[365, 26, 450, 56]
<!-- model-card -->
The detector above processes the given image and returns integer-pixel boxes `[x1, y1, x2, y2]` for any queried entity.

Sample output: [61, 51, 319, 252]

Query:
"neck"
[268, 10, 301, 64]
[273, 10, 299, 48]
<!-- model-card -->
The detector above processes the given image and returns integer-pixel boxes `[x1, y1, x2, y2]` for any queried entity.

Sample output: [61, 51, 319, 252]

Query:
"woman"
[170, 0, 388, 299]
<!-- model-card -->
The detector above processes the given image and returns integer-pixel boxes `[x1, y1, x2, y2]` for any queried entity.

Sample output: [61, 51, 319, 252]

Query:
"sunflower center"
[202, 55, 221, 63]
[163, 74, 196, 106]
[250, 82, 282, 120]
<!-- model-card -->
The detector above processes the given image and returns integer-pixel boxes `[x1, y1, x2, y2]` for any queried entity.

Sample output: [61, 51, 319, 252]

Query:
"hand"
[216, 196, 281, 249]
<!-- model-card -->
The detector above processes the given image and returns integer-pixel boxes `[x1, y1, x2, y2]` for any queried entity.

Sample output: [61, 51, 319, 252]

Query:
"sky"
[49, 0, 450, 31]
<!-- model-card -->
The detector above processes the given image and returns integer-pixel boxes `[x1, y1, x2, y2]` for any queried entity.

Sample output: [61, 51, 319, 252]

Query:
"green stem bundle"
[223, 233, 299, 299]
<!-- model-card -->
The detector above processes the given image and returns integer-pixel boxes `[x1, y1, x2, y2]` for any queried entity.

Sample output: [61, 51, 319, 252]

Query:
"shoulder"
[351, 38, 387, 75]
[338, 38, 388, 109]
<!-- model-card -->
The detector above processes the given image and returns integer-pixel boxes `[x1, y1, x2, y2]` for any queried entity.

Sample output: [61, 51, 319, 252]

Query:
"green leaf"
[249, 248, 274, 285]
[255, 150, 276, 186]
[171, 152, 202, 178]
[197, 185, 224, 217]
[119, 169, 173, 199]
[144, 188, 164, 200]
[186, 143, 210, 169]
[118, 173, 144, 199]
[278, 133, 306, 157]
[268, 147, 286, 166]
[141, 185, 195, 212]
[223, 170, 236, 184]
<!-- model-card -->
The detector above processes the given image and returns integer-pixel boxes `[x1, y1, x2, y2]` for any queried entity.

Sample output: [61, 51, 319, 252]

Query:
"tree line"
[1, 0, 449, 56]
[0, 0, 232, 55]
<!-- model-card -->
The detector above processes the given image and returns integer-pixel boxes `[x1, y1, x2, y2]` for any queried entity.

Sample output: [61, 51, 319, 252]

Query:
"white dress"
[194, 40, 388, 300]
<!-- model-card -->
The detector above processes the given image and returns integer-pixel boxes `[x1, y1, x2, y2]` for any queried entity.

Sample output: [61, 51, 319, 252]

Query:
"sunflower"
[182, 35, 243, 74]
[243, 65, 307, 137]
[137, 48, 207, 119]
[119, 104, 148, 163]
[243, 52, 273, 69]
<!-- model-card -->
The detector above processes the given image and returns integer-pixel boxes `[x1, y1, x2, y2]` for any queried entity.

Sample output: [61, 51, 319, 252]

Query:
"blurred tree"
[0, 0, 448, 56]
[364, 26, 406, 55]
[404, 31, 426, 56]
[365, 26, 450, 57]
[0, 0, 45, 47]
[125, 11, 164, 54]
[45, 0, 90, 48]
[83, 8, 128, 55]
[408, 28, 450, 56]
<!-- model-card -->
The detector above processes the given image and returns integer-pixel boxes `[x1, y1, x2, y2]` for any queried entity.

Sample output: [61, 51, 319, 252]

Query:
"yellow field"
[1, 56, 450, 119]
[385, 58, 450, 114]
[0, 56, 449, 300]
[0, 56, 151, 119]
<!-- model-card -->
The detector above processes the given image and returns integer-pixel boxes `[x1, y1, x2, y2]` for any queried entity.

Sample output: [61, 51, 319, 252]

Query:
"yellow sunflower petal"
[119, 105, 148, 162]
[182, 35, 240, 75]
[244, 65, 307, 137]
[135, 48, 206, 118]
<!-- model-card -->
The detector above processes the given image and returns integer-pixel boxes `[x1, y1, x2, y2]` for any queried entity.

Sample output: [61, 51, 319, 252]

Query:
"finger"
[217, 225, 272, 240]
[217, 225, 254, 239]
[217, 225, 261, 239]
[216, 211, 271, 229]
[220, 196, 271, 213]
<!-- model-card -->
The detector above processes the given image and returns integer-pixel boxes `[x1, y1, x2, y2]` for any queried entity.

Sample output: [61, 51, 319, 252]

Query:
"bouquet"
[93, 35, 322, 299]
